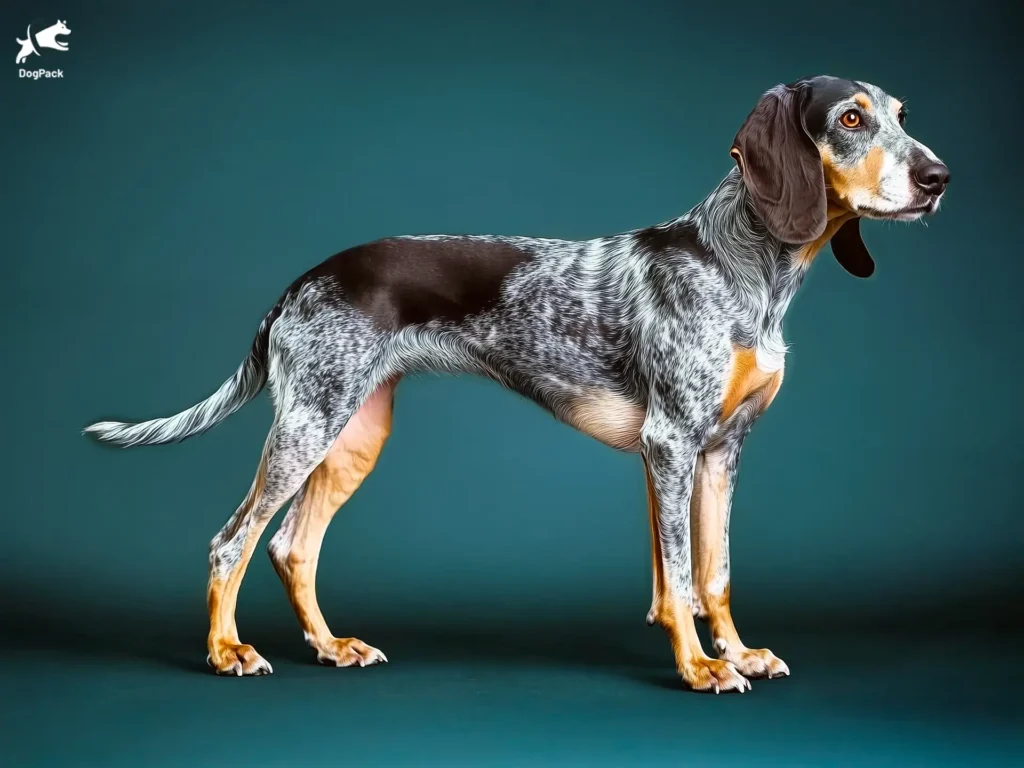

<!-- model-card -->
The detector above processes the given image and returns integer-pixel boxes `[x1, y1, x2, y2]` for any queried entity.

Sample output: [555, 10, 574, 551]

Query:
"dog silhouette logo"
[15, 19, 71, 65]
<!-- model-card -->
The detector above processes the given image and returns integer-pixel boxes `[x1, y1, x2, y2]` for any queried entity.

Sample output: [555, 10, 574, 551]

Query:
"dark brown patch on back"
[301, 237, 533, 329]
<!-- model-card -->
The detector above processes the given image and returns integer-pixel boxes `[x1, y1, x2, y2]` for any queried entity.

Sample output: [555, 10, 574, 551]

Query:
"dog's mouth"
[857, 197, 939, 222]
[54, 34, 69, 48]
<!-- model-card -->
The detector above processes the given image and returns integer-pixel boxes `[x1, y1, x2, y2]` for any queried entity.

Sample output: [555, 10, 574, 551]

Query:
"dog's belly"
[563, 389, 645, 451]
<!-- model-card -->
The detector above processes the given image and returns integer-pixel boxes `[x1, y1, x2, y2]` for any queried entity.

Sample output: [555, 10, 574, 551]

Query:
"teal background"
[2, 0, 1021, 765]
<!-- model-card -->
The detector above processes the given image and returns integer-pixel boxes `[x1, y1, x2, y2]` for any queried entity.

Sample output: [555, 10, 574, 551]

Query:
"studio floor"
[3, 596, 1020, 767]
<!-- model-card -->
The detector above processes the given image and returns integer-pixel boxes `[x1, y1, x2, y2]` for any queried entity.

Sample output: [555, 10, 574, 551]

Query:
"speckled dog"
[86, 75, 948, 692]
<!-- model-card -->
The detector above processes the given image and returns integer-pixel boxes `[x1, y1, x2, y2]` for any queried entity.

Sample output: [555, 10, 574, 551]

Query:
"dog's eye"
[839, 110, 862, 129]
[897, 108, 907, 126]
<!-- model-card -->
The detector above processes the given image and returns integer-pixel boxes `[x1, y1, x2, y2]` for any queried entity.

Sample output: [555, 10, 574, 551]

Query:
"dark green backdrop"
[2, 0, 1021, 765]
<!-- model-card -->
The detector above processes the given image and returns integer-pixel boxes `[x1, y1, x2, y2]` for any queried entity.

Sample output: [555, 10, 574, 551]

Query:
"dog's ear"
[730, 84, 827, 244]
[830, 217, 874, 278]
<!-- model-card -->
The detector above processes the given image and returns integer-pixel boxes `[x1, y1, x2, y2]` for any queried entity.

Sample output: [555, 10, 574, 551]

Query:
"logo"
[15, 19, 70, 78]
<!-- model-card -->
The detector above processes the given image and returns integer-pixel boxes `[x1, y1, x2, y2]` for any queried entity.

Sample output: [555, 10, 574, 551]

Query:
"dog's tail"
[84, 305, 282, 448]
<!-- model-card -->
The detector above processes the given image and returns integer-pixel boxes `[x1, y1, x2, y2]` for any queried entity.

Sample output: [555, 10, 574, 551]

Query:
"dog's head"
[41, 20, 71, 50]
[730, 76, 948, 277]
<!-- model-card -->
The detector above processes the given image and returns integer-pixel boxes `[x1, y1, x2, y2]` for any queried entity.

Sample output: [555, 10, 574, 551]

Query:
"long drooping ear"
[830, 217, 874, 278]
[730, 84, 827, 244]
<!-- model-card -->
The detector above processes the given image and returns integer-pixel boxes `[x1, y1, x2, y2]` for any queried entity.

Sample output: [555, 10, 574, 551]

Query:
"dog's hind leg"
[205, 403, 349, 675]
[204, 325, 388, 677]
[267, 378, 397, 667]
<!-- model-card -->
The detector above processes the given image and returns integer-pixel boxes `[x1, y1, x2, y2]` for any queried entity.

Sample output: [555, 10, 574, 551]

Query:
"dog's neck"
[688, 168, 803, 281]
[684, 168, 844, 365]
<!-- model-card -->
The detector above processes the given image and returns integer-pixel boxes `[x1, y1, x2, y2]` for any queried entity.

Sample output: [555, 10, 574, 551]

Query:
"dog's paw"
[679, 654, 751, 693]
[315, 637, 388, 668]
[714, 640, 789, 679]
[207, 643, 273, 676]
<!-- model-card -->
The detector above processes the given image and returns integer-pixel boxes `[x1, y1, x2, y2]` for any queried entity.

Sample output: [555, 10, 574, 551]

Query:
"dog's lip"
[857, 200, 936, 220]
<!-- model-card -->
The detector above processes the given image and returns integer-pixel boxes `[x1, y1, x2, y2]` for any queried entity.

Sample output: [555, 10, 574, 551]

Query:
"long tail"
[84, 306, 281, 447]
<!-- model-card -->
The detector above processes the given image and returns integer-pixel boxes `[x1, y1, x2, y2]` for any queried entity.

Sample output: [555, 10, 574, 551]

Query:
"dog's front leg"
[641, 412, 750, 693]
[692, 438, 789, 679]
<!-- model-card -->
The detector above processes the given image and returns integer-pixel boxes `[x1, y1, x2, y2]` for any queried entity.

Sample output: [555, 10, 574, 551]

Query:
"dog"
[15, 20, 70, 65]
[85, 76, 948, 691]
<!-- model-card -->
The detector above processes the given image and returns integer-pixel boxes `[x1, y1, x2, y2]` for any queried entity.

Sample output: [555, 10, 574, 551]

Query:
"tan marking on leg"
[268, 380, 396, 667]
[206, 454, 276, 675]
[691, 447, 789, 680]
[853, 92, 874, 113]
[691, 452, 725, 615]
[565, 389, 645, 451]
[719, 346, 783, 423]
[645, 458, 667, 626]
[643, 459, 749, 693]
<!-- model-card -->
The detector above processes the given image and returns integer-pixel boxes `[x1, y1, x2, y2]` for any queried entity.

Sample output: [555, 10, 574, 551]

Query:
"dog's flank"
[85, 75, 947, 691]
[84, 306, 280, 446]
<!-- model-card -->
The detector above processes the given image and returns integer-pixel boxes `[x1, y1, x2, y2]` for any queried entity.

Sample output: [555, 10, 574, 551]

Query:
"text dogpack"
[19, 68, 64, 79]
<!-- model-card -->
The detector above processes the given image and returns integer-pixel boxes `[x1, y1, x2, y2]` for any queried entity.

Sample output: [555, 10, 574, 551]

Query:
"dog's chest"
[717, 345, 784, 426]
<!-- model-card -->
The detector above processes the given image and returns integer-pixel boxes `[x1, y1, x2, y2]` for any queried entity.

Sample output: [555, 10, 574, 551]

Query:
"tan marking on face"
[819, 145, 885, 211]
[891, 98, 904, 115]
[565, 389, 644, 451]
[719, 346, 783, 423]
[269, 379, 396, 657]
[853, 93, 874, 113]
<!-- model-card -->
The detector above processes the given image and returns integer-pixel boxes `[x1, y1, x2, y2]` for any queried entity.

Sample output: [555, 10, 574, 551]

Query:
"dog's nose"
[912, 161, 950, 196]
